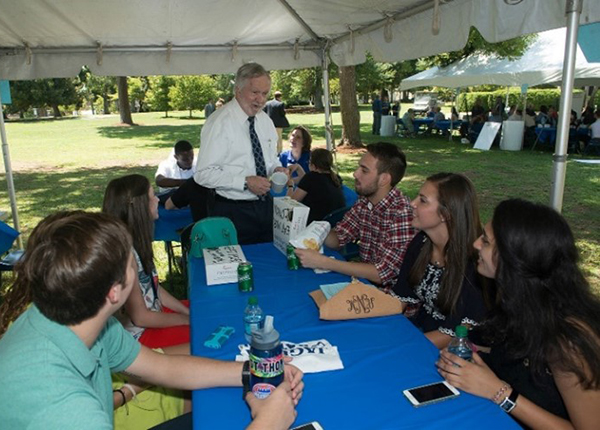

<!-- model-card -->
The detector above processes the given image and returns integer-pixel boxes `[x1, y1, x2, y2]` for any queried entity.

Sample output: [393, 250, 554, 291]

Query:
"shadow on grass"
[96, 124, 203, 147]
[4, 165, 156, 233]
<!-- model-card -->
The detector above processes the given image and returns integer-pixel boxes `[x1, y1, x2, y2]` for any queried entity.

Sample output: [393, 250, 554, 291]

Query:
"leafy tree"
[170, 75, 216, 118]
[78, 67, 117, 114]
[146, 76, 175, 117]
[128, 77, 150, 112]
[212, 74, 234, 101]
[6, 81, 37, 118]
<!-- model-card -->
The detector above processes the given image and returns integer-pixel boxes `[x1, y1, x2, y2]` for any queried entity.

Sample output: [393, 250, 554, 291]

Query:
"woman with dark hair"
[437, 199, 600, 429]
[279, 125, 312, 181]
[103, 174, 190, 349]
[392, 173, 486, 349]
[286, 148, 346, 223]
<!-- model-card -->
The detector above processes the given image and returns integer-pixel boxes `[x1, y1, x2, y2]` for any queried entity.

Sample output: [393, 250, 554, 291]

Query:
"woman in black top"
[437, 199, 600, 429]
[287, 148, 345, 223]
[392, 172, 485, 349]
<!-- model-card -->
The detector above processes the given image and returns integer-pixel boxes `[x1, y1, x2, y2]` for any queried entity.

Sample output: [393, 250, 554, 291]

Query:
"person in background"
[295, 142, 415, 293]
[103, 174, 190, 349]
[429, 106, 446, 135]
[392, 173, 486, 349]
[155, 140, 196, 203]
[392, 102, 400, 119]
[581, 106, 595, 126]
[264, 90, 290, 154]
[194, 63, 288, 245]
[204, 99, 215, 119]
[215, 98, 225, 109]
[535, 105, 550, 126]
[0, 211, 304, 430]
[372, 94, 382, 135]
[381, 94, 391, 116]
[508, 108, 522, 121]
[437, 199, 600, 430]
[450, 107, 459, 122]
[402, 108, 416, 137]
[548, 106, 558, 127]
[279, 125, 311, 185]
[286, 148, 346, 223]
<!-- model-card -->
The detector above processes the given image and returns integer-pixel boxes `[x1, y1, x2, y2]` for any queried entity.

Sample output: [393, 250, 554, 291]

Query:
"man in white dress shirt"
[194, 63, 287, 244]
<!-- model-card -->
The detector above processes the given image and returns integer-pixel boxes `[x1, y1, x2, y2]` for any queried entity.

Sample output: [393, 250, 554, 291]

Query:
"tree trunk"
[117, 76, 134, 125]
[52, 104, 62, 117]
[189, 109, 193, 118]
[314, 68, 324, 110]
[102, 92, 110, 114]
[338, 66, 362, 148]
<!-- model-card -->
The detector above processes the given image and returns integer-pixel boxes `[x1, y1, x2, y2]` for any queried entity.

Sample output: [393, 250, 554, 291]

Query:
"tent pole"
[321, 46, 334, 151]
[550, 0, 582, 212]
[0, 94, 23, 249]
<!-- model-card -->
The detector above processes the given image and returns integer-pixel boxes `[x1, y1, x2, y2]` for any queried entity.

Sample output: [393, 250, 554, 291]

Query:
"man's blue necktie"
[248, 116, 267, 177]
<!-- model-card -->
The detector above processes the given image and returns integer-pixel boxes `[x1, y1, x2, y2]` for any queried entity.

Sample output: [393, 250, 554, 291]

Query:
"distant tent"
[401, 27, 600, 90]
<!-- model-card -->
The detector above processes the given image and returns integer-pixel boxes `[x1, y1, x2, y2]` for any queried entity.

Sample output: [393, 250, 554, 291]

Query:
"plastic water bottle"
[249, 315, 284, 399]
[243, 296, 264, 342]
[448, 325, 473, 364]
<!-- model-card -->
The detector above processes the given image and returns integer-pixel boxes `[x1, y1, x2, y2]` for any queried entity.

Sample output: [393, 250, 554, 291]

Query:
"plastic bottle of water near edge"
[244, 296, 264, 342]
[448, 325, 473, 363]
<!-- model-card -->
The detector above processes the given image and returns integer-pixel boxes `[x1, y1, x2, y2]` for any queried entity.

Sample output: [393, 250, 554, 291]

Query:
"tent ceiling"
[401, 27, 600, 90]
[0, 0, 599, 79]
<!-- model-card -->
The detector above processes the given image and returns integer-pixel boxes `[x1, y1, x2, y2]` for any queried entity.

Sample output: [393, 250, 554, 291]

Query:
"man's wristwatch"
[243, 179, 249, 191]
[242, 360, 251, 399]
[499, 388, 519, 413]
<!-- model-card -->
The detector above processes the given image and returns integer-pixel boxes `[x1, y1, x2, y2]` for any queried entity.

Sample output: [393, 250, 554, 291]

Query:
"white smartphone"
[403, 381, 460, 407]
[290, 422, 324, 430]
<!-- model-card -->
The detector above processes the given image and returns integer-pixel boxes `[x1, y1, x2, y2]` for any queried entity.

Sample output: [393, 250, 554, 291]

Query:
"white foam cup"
[271, 172, 288, 193]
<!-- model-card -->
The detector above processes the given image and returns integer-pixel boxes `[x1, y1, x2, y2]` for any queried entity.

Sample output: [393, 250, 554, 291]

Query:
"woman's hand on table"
[245, 381, 297, 430]
[283, 358, 304, 405]
[436, 349, 504, 401]
[294, 248, 329, 270]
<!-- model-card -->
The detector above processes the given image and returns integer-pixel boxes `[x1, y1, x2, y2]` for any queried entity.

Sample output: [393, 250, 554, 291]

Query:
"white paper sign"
[203, 245, 246, 286]
[474, 122, 501, 151]
[272, 197, 310, 255]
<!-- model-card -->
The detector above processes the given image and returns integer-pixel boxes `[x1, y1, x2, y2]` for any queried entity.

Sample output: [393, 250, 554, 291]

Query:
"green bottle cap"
[455, 325, 468, 338]
[248, 296, 258, 305]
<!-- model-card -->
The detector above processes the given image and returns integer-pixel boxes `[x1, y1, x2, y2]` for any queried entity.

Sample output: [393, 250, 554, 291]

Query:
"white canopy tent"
[1, 0, 599, 239]
[401, 27, 600, 90]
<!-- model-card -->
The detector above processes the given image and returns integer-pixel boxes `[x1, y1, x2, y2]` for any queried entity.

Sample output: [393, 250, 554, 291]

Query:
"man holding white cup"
[195, 63, 289, 244]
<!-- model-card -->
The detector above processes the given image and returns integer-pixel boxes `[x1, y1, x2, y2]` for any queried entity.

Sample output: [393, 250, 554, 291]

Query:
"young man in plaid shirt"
[296, 142, 415, 292]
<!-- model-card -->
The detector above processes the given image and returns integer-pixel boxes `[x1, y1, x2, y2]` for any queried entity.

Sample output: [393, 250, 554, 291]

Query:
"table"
[154, 205, 193, 282]
[532, 126, 556, 149]
[189, 244, 520, 429]
[413, 117, 433, 132]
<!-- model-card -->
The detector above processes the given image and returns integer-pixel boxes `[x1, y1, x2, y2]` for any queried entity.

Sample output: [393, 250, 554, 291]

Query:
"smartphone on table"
[291, 422, 324, 430]
[403, 380, 460, 407]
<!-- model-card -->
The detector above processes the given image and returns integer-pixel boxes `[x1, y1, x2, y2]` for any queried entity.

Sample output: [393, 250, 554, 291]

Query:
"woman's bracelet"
[492, 382, 511, 404]
[121, 383, 137, 401]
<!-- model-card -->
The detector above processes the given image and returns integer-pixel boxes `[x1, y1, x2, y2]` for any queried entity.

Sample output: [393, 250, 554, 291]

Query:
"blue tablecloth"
[413, 117, 433, 131]
[153, 205, 193, 242]
[535, 126, 557, 146]
[189, 243, 520, 430]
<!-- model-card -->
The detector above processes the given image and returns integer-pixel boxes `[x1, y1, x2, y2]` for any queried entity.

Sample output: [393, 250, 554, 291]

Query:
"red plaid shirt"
[335, 188, 415, 291]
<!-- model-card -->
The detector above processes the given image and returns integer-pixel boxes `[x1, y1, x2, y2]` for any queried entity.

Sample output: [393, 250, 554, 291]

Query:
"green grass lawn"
[1, 107, 598, 295]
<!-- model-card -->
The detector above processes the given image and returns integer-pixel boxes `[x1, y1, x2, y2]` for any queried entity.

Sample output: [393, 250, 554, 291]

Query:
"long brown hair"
[310, 148, 341, 187]
[408, 173, 482, 316]
[290, 125, 312, 152]
[102, 174, 155, 275]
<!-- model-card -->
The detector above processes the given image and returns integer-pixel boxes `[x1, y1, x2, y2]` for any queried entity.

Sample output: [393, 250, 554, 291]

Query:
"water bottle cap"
[248, 296, 258, 305]
[455, 325, 468, 338]
[251, 315, 280, 349]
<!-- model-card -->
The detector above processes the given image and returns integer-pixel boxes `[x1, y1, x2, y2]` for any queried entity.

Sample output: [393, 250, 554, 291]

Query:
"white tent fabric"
[1, 0, 600, 80]
[401, 27, 600, 90]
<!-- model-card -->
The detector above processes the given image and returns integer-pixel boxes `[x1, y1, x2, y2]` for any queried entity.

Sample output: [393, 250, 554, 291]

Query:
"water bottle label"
[249, 352, 284, 378]
[252, 383, 276, 399]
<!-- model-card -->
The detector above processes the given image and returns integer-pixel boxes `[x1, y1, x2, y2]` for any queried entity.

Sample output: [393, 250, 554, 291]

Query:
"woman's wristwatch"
[499, 388, 519, 413]
[242, 360, 251, 399]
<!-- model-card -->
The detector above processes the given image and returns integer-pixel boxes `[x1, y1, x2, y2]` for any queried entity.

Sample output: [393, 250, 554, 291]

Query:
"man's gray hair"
[235, 63, 270, 90]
